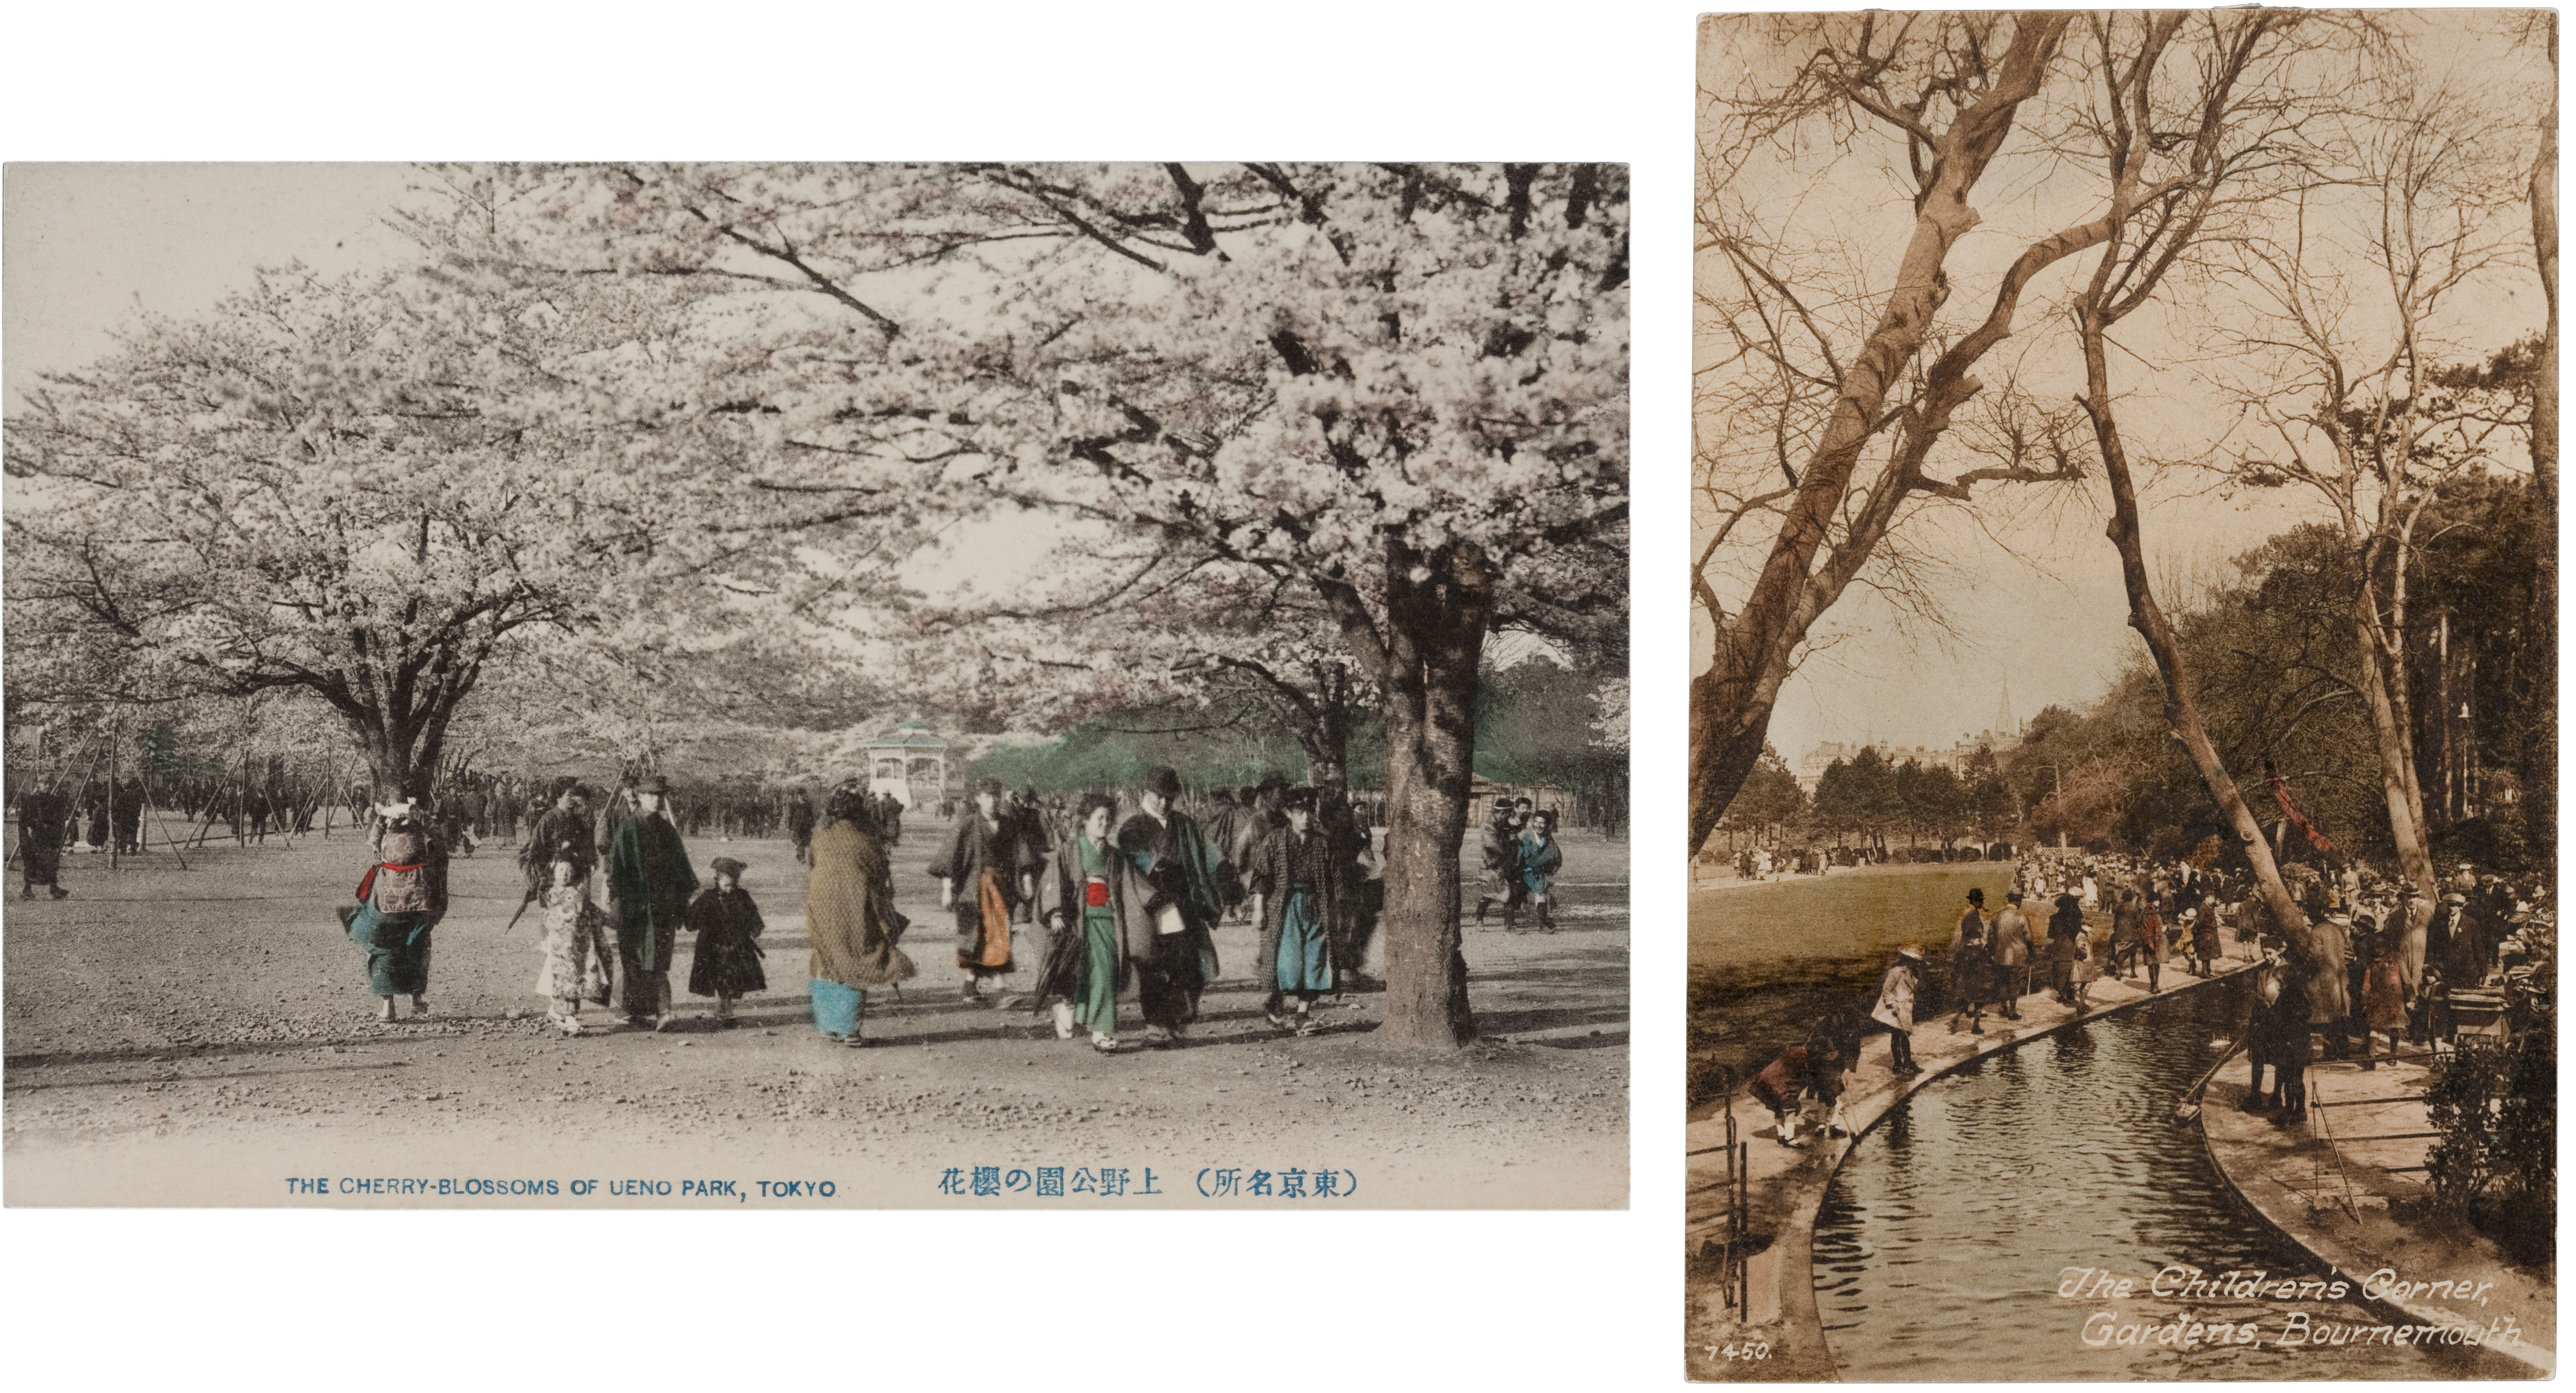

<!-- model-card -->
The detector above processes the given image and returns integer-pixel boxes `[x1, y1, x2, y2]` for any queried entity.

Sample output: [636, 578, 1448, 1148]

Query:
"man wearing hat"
[932, 776, 1027, 1005]
[1116, 765, 1222, 1045]
[1990, 891, 2031, 1019]
[2304, 902, 2352, 1060]
[606, 774, 698, 1029]
[1948, 888, 1993, 1034]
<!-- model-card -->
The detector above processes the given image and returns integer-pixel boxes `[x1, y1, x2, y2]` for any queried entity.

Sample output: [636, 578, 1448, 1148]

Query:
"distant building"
[1794, 687, 2025, 793]
[864, 715, 959, 810]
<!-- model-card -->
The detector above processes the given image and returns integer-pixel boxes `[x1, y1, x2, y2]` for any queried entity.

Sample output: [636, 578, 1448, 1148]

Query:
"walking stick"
[2172, 1038, 2247, 1124]
[135, 763, 190, 871]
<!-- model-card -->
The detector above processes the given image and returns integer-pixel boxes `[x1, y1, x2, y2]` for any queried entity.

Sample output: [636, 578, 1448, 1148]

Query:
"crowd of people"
[328, 765, 1452, 1055]
[1747, 849, 2553, 1148]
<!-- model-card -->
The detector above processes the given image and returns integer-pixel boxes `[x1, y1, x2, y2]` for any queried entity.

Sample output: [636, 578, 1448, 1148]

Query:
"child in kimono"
[686, 856, 767, 1026]
[535, 855, 615, 1036]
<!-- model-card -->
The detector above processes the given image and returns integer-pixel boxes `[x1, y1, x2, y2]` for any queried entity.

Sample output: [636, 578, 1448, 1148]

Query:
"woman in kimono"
[806, 788, 915, 1045]
[931, 777, 1025, 1006]
[1511, 810, 1565, 932]
[1035, 793, 1156, 1052]
[686, 856, 767, 1027]
[1250, 787, 1344, 1036]
[347, 788, 449, 1022]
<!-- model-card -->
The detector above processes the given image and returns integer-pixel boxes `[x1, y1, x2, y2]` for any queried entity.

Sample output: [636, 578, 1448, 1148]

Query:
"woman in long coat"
[1034, 792, 1158, 1052]
[2041, 893, 2084, 1004]
[805, 789, 916, 1045]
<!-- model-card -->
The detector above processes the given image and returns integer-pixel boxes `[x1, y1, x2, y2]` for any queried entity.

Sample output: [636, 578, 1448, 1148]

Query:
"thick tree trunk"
[1367, 538, 1491, 1050]
[2526, 30, 2558, 860]
[344, 689, 466, 807]
[1688, 14, 2074, 851]
[2079, 309, 2313, 957]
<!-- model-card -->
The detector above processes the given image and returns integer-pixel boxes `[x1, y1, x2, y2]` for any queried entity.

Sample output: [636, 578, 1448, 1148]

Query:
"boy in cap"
[1860, 945, 1925, 1075]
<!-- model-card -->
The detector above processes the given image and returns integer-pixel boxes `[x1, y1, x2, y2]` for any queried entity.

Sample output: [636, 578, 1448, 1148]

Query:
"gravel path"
[5, 817, 1627, 1208]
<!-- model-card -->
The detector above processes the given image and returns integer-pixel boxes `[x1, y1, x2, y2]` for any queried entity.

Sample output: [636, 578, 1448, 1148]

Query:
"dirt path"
[4, 818, 1627, 1208]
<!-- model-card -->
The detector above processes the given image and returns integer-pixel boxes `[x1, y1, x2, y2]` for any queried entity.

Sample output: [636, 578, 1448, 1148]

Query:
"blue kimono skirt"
[811, 978, 866, 1037]
[1275, 884, 1332, 994]
[350, 903, 436, 997]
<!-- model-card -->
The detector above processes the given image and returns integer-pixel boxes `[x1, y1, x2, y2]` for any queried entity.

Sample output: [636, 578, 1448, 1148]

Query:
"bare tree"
[2213, 61, 2534, 911]
[1691, 11, 2105, 851]
[2059, 8, 2335, 951]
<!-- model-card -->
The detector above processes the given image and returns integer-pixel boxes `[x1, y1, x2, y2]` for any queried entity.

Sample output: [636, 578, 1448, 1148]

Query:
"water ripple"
[1813, 988, 2484, 1382]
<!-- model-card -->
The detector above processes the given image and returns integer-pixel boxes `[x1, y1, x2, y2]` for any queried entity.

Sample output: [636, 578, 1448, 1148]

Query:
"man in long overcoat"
[2304, 907, 2352, 1060]
[1115, 765, 1222, 1044]
[606, 774, 697, 1029]
[1990, 891, 2033, 1019]
[17, 787, 68, 899]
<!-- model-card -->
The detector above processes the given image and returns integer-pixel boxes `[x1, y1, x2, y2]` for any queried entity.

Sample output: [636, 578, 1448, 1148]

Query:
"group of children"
[1471, 797, 1565, 930]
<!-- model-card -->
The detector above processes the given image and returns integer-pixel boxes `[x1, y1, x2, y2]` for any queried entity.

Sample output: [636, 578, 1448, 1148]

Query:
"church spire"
[1996, 677, 2015, 741]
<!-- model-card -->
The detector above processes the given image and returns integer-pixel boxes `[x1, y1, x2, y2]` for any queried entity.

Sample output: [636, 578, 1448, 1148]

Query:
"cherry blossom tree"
[3, 263, 911, 799]
[446, 162, 1628, 1048]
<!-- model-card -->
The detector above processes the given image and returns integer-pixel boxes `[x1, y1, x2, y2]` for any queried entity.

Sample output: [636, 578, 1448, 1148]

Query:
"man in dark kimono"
[786, 789, 816, 864]
[1116, 765, 1222, 1045]
[606, 774, 697, 1030]
[1472, 802, 1518, 924]
[933, 777, 1026, 1005]
[1005, 787, 1051, 926]
[17, 787, 68, 899]
[112, 777, 144, 855]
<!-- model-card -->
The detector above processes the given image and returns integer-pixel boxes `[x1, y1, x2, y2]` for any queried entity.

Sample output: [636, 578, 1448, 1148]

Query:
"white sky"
[4, 163, 421, 407]
[1692, 10, 2551, 762]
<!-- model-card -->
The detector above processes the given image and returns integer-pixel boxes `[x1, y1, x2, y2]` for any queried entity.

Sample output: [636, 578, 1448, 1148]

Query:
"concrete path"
[2201, 1055, 2554, 1375]
[1684, 940, 2262, 1382]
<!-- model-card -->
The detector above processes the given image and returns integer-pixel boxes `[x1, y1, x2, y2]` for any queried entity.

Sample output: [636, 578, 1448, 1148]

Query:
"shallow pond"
[1812, 986, 2511, 1380]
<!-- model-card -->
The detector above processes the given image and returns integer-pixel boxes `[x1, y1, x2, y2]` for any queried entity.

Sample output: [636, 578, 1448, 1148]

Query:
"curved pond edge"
[1685, 949, 2259, 1382]
[2198, 1065, 2553, 1376]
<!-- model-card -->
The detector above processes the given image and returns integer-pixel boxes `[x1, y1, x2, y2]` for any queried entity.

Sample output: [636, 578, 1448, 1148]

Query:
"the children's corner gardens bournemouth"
[1688, 10, 2553, 1382]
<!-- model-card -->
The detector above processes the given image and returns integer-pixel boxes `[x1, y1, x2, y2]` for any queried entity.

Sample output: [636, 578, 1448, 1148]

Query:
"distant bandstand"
[865, 716, 959, 811]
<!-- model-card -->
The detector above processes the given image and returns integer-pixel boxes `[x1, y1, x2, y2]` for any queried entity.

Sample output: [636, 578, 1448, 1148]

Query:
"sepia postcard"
[1689, 10, 2554, 1380]
[1, 161, 1630, 1209]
